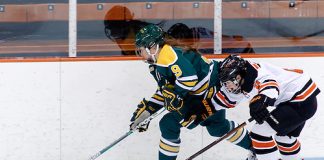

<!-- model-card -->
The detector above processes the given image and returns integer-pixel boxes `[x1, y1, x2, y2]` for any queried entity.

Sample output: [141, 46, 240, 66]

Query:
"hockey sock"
[226, 121, 252, 150]
[250, 132, 280, 160]
[159, 137, 181, 160]
[274, 135, 301, 160]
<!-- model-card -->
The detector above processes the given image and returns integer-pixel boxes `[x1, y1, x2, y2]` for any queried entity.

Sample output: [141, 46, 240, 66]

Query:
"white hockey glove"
[130, 99, 152, 132]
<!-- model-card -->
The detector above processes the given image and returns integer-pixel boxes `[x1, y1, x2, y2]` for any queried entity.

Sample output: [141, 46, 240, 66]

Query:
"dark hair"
[164, 23, 200, 54]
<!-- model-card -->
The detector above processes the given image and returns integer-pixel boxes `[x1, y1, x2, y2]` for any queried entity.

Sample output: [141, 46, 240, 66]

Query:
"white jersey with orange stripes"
[212, 61, 320, 109]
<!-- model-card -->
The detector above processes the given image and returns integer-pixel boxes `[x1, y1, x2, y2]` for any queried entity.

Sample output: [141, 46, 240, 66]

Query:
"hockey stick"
[185, 117, 254, 160]
[88, 108, 166, 160]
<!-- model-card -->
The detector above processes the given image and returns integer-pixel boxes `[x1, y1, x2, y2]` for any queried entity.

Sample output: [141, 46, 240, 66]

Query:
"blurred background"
[1, 1, 324, 160]
[1, 0, 324, 58]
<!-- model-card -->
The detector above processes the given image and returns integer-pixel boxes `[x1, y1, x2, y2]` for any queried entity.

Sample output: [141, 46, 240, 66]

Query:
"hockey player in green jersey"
[129, 24, 254, 160]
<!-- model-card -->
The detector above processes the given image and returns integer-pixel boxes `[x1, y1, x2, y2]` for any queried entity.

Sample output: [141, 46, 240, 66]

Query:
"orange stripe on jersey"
[259, 82, 279, 91]
[254, 81, 261, 90]
[277, 141, 301, 152]
[284, 68, 304, 74]
[216, 92, 235, 108]
[252, 139, 276, 149]
[251, 63, 260, 70]
[294, 82, 317, 101]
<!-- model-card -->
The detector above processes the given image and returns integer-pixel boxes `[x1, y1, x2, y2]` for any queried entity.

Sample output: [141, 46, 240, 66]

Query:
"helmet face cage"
[219, 55, 246, 94]
[135, 41, 156, 56]
[135, 44, 159, 64]
[221, 78, 242, 94]
[135, 24, 164, 64]
[219, 67, 242, 94]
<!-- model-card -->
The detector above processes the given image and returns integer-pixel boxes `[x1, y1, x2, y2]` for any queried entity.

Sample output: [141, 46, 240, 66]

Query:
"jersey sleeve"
[242, 61, 279, 104]
[211, 86, 245, 109]
[156, 45, 198, 98]
[146, 90, 164, 114]
[171, 58, 198, 98]
[255, 79, 279, 100]
[149, 65, 167, 89]
[252, 62, 279, 101]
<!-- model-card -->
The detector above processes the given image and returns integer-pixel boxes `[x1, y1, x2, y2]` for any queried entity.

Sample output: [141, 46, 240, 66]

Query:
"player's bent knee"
[206, 119, 230, 137]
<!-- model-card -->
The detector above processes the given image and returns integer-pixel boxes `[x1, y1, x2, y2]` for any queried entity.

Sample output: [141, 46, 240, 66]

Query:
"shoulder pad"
[156, 45, 178, 67]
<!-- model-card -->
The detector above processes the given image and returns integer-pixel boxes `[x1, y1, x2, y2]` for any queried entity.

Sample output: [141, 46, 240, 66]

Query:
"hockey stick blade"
[87, 108, 166, 160]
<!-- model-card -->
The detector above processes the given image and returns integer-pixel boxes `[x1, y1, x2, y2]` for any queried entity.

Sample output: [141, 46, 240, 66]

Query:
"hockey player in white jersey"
[214, 55, 320, 160]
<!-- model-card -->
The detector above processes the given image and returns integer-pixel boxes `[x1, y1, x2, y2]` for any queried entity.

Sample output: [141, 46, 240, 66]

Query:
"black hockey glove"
[249, 94, 275, 124]
[161, 86, 184, 112]
[130, 99, 152, 132]
[184, 98, 216, 122]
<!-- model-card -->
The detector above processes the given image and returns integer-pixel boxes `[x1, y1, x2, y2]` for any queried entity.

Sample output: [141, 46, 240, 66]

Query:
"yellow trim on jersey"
[159, 141, 180, 153]
[228, 128, 244, 143]
[206, 87, 214, 99]
[201, 55, 211, 64]
[180, 80, 198, 87]
[153, 94, 164, 101]
[156, 45, 178, 67]
[190, 81, 209, 94]
[181, 115, 196, 127]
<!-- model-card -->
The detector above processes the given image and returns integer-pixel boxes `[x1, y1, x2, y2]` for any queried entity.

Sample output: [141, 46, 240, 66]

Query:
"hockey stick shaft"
[88, 108, 166, 160]
[186, 117, 254, 160]
[88, 130, 133, 160]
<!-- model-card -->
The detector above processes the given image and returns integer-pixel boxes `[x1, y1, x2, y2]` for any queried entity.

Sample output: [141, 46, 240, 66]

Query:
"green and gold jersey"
[146, 44, 220, 112]
[153, 44, 220, 98]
